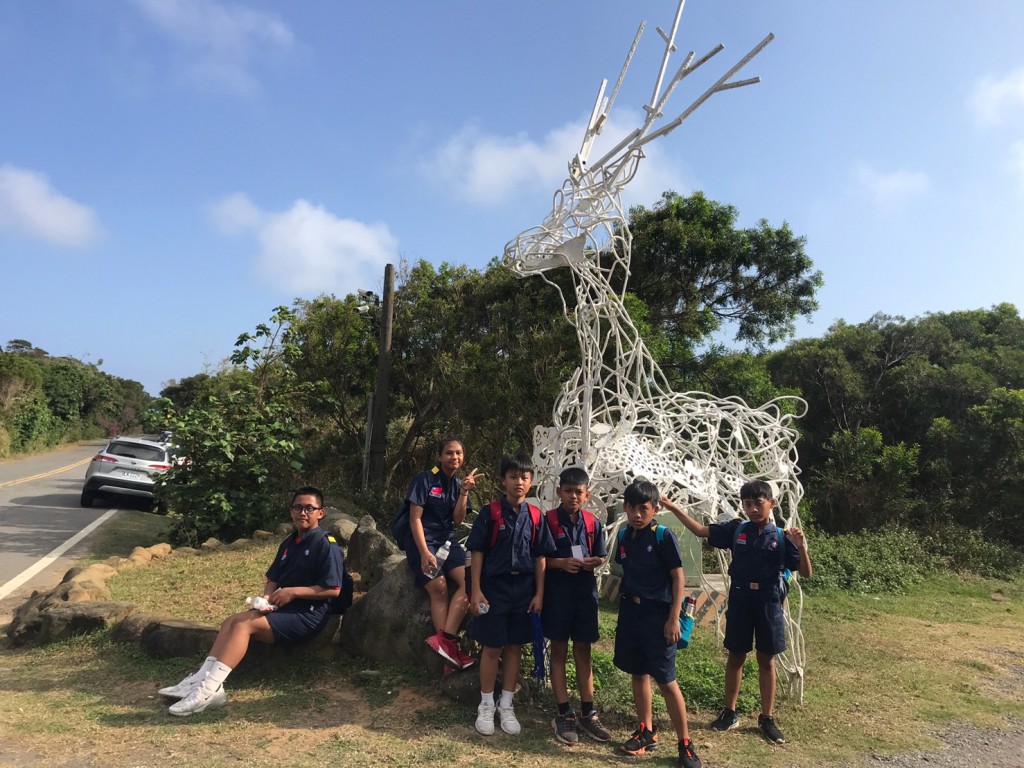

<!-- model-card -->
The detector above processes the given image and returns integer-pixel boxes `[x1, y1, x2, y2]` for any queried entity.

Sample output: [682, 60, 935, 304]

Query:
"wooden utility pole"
[366, 263, 395, 489]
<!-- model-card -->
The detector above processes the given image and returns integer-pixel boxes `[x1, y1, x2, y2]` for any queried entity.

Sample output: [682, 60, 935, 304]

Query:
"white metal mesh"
[501, 1, 807, 701]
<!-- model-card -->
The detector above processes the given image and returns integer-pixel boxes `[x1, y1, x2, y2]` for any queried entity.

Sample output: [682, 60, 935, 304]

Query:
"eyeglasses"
[290, 504, 321, 514]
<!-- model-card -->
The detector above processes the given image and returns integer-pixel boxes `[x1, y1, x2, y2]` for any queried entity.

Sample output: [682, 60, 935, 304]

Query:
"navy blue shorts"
[405, 538, 467, 588]
[613, 597, 677, 684]
[542, 582, 599, 643]
[724, 585, 786, 656]
[469, 573, 535, 649]
[266, 605, 332, 645]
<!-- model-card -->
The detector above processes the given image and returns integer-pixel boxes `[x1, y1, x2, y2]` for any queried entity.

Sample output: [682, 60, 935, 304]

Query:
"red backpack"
[487, 500, 542, 549]
[545, 508, 597, 556]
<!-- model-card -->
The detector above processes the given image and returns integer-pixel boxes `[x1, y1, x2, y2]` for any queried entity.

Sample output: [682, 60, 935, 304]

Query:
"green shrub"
[922, 524, 1024, 578]
[803, 528, 936, 594]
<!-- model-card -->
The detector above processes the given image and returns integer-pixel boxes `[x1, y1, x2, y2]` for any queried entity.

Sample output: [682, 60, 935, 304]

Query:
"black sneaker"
[758, 714, 785, 744]
[578, 711, 611, 742]
[621, 722, 658, 754]
[678, 738, 703, 768]
[553, 711, 579, 745]
[709, 708, 739, 731]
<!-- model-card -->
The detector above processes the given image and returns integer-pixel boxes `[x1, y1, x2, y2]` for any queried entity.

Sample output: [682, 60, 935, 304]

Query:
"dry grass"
[1, 528, 1022, 767]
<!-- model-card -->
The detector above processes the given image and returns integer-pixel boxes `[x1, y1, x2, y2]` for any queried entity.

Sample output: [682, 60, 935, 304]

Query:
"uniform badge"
[429, 485, 443, 497]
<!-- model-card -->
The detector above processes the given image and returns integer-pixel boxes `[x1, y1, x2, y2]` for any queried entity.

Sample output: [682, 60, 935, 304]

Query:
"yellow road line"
[0, 457, 92, 489]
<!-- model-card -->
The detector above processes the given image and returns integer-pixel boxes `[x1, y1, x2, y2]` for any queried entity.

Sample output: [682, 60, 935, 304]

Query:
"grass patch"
[84, 508, 174, 561]
[3, 538, 1023, 767]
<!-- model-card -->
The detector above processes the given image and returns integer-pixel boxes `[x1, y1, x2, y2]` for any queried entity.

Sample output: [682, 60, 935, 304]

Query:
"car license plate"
[121, 470, 143, 480]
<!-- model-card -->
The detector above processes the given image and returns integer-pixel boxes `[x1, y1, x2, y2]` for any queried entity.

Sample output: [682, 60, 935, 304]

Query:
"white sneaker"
[158, 671, 203, 699]
[475, 700, 496, 736]
[168, 684, 227, 717]
[498, 705, 521, 735]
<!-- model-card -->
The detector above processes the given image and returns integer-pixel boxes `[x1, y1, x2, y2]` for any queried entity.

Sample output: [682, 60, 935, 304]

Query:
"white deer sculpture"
[501, 1, 809, 700]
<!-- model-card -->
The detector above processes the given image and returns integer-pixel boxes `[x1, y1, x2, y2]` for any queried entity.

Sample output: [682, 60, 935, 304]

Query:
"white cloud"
[135, 0, 293, 94]
[418, 110, 693, 210]
[852, 162, 929, 209]
[209, 194, 398, 295]
[969, 68, 1024, 127]
[209, 192, 262, 234]
[0, 164, 102, 247]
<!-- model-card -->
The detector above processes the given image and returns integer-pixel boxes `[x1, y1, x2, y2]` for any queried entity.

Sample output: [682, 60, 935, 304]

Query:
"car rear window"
[108, 442, 167, 462]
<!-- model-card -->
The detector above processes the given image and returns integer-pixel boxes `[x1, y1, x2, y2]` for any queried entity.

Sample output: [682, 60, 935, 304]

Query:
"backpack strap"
[582, 510, 596, 555]
[526, 503, 542, 545]
[488, 501, 542, 548]
[547, 508, 597, 556]
[487, 500, 503, 549]
[545, 508, 563, 539]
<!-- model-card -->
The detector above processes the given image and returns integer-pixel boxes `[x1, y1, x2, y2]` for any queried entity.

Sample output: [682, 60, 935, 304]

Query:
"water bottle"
[245, 596, 274, 611]
[677, 596, 696, 649]
[425, 540, 451, 579]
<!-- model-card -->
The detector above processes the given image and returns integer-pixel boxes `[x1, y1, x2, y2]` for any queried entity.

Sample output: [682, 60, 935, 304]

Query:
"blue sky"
[3, 1, 1023, 396]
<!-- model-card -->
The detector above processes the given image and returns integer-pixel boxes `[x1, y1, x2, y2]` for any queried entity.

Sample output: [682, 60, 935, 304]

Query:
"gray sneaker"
[709, 708, 739, 731]
[577, 711, 611, 742]
[553, 711, 579, 745]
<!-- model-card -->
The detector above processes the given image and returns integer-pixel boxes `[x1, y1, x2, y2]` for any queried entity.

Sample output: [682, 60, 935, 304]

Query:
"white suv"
[80, 437, 172, 512]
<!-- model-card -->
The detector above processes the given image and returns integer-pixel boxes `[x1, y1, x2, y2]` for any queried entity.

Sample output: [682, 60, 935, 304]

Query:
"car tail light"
[150, 464, 172, 470]
[93, 455, 118, 463]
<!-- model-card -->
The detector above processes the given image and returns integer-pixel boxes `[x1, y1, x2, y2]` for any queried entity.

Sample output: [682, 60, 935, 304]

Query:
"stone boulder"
[140, 618, 219, 659]
[339, 564, 448, 674]
[110, 611, 178, 645]
[345, 520, 400, 588]
[6, 565, 116, 646]
[36, 601, 135, 644]
[326, 513, 359, 546]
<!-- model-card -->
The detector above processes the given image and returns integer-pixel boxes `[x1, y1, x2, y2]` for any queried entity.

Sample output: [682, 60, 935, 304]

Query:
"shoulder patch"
[430, 465, 440, 475]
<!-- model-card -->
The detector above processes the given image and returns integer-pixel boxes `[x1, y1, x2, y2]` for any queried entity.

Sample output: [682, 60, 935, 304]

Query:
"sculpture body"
[502, 1, 808, 700]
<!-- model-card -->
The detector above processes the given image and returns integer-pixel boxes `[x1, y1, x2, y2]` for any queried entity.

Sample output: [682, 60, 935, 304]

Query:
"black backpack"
[390, 500, 411, 550]
[326, 533, 355, 614]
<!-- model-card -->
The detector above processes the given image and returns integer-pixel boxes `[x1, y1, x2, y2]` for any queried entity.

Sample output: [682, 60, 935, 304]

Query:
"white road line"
[0, 509, 118, 600]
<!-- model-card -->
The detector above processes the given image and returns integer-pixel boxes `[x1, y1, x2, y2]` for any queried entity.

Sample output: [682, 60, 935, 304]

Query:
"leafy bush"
[922, 524, 1024, 578]
[803, 528, 937, 594]
[156, 308, 321, 546]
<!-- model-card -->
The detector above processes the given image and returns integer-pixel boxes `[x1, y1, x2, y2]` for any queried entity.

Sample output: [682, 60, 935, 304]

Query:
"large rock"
[345, 521, 400, 587]
[140, 618, 219, 659]
[110, 611, 178, 645]
[339, 564, 448, 673]
[37, 601, 136, 644]
[326, 514, 359, 546]
[6, 566, 116, 645]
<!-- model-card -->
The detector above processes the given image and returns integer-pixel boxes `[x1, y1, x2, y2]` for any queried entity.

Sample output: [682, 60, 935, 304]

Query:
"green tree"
[622, 191, 822, 384]
[157, 307, 320, 545]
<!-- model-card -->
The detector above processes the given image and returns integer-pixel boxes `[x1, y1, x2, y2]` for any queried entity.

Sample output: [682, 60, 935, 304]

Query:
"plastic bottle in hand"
[425, 540, 451, 579]
[245, 596, 274, 611]
[677, 595, 696, 649]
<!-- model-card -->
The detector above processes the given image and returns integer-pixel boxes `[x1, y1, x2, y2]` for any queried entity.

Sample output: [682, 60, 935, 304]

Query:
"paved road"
[0, 441, 118, 617]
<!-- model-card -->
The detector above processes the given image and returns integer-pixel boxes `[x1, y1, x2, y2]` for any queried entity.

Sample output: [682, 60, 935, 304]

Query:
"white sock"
[481, 691, 494, 706]
[200, 659, 233, 692]
[499, 690, 514, 708]
[197, 656, 218, 677]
